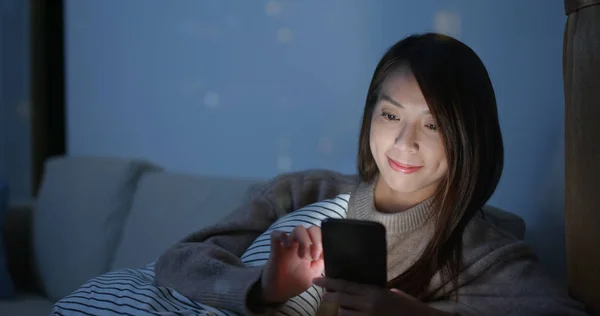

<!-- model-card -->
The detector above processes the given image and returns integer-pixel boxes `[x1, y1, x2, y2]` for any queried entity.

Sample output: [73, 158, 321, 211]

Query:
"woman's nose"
[394, 124, 419, 153]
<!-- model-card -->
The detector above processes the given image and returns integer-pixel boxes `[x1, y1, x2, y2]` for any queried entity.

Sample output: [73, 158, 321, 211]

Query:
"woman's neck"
[348, 181, 432, 235]
[373, 176, 435, 213]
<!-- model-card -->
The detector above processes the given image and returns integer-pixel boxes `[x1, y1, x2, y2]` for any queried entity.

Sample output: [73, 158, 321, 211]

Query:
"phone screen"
[321, 218, 387, 287]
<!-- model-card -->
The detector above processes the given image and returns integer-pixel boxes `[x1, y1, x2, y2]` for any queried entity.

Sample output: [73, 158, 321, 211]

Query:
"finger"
[290, 226, 312, 259]
[322, 291, 366, 311]
[270, 230, 282, 246]
[279, 231, 291, 247]
[389, 287, 419, 302]
[307, 225, 323, 260]
[313, 277, 365, 295]
[390, 288, 403, 294]
[311, 256, 325, 276]
[270, 230, 286, 255]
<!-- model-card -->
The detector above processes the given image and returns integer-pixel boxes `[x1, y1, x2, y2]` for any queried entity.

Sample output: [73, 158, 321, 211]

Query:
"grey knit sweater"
[155, 170, 587, 315]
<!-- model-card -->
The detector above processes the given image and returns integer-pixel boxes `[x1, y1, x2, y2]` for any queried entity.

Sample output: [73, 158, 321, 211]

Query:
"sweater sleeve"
[154, 170, 357, 315]
[426, 241, 588, 316]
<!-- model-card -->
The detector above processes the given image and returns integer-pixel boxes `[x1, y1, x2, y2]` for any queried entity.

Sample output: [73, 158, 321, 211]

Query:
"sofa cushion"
[0, 179, 14, 298]
[33, 156, 160, 301]
[110, 172, 264, 270]
[0, 293, 55, 316]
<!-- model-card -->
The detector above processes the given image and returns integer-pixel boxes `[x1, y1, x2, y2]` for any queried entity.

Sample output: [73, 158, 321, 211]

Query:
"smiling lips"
[387, 157, 423, 174]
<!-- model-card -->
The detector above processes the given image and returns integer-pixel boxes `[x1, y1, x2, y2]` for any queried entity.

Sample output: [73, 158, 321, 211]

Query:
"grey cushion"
[0, 293, 55, 316]
[110, 172, 263, 270]
[33, 156, 160, 301]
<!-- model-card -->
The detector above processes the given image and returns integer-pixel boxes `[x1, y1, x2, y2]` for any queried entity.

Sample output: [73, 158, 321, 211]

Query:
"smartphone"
[321, 218, 387, 287]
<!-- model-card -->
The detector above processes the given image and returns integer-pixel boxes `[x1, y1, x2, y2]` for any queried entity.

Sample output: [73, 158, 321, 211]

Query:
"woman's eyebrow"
[379, 94, 403, 108]
[379, 93, 430, 114]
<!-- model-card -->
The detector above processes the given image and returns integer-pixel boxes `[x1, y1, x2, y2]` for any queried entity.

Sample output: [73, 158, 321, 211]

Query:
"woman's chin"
[381, 175, 423, 194]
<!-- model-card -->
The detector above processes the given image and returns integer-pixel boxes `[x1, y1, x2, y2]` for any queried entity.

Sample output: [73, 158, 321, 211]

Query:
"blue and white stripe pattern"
[51, 193, 350, 316]
[51, 261, 237, 316]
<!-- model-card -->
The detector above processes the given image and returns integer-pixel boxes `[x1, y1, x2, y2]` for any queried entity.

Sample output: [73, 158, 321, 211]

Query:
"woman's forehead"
[379, 71, 428, 111]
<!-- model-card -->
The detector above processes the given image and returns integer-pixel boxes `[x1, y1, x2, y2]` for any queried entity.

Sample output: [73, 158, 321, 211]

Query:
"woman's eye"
[425, 123, 437, 131]
[381, 112, 398, 121]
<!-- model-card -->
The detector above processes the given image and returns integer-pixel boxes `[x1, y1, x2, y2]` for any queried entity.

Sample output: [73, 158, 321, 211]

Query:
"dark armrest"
[3, 202, 43, 294]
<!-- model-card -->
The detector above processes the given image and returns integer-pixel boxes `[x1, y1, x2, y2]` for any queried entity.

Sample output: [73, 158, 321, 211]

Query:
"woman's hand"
[259, 225, 324, 304]
[313, 277, 452, 316]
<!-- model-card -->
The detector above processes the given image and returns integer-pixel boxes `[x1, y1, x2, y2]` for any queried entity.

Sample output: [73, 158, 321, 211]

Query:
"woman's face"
[370, 69, 448, 202]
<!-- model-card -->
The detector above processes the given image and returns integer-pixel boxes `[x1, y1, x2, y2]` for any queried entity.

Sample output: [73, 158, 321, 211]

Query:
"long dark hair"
[357, 33, 504, 299]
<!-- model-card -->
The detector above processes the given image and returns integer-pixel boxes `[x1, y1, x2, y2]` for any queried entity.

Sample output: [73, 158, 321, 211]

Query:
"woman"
[155, 33, 586, 315]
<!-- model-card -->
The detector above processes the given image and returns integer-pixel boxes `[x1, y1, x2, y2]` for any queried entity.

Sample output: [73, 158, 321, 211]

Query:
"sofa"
[0, 156, 527, 315]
